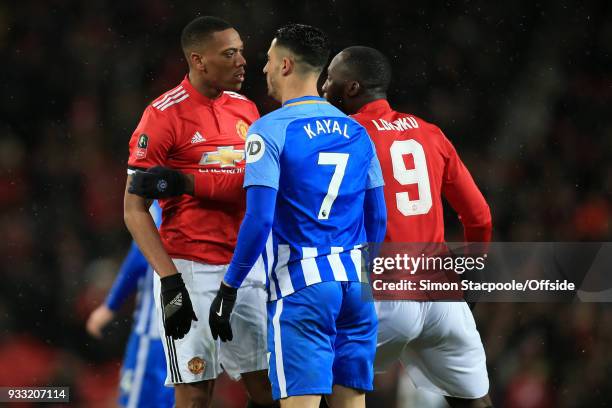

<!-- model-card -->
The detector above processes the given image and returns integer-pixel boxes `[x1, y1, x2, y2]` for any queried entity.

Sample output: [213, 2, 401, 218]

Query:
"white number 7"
[317, 152, 349, 220]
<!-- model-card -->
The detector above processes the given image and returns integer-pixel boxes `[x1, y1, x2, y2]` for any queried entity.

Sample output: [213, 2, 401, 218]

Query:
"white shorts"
[154, 258, 268, 385]
[375, 301, 489, 399]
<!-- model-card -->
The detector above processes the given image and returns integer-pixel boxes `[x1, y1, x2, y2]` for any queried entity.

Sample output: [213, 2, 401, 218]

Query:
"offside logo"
[245, 134, 265, 163]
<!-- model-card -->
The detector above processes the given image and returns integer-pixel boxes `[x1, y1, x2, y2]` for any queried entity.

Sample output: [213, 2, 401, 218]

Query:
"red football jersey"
[352, 99, 492, 244]
[127, 75, 259, 264]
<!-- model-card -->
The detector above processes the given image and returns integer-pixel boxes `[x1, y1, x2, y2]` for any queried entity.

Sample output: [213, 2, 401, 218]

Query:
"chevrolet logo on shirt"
[199, 146, 245, 168]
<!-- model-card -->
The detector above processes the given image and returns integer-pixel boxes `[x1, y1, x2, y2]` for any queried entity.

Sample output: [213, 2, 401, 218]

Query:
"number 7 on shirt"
[317, 152, 349, 220]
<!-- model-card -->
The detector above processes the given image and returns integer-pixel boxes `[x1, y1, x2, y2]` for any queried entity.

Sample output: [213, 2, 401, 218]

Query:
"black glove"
[129, 166, 186, 198]
[209, 282, 238, 342]
[160, 273, 198, 339]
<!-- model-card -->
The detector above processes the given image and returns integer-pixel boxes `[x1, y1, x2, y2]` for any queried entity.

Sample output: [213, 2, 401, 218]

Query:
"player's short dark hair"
[275, 24, 329, 73]
[181, 16, 233, 51]
[341, 46, 392, 94]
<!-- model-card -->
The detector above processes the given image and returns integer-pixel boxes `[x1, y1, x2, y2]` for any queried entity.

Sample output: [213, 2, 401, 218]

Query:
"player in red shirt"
[124, 17, 274, 408]
[323, 47, 493, 407]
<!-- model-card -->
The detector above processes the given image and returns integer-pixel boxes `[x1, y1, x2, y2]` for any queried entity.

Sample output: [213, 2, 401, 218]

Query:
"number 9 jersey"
[243, 96, 384, 300]
[352, 99, 492, 244]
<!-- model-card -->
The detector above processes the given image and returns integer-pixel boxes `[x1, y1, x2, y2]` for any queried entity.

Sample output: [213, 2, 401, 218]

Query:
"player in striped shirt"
[208, 25, 387, 408]
[87, 202, 174, 408]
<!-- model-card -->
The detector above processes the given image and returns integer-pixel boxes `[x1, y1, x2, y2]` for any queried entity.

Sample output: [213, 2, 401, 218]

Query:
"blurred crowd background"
[1, 0, 611, 406]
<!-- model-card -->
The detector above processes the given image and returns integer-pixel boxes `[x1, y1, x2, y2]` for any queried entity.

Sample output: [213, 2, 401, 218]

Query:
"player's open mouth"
[234, 72, 245, 82]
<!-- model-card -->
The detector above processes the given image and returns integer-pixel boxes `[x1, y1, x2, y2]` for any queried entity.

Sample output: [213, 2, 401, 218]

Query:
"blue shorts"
[267, 281, 377, 400]
[119, 332, 174, 408]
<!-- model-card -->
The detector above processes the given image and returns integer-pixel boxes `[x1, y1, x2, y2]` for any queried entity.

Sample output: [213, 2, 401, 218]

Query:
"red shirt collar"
[355, 98, 392, 116]
[181, 74, 228, 106]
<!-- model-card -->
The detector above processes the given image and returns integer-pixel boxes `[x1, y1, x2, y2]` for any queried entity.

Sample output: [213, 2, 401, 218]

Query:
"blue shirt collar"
[282, 95, 326, 107]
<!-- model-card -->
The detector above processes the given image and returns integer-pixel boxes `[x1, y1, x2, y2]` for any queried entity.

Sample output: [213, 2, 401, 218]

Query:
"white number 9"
[390, 139, 432, 216]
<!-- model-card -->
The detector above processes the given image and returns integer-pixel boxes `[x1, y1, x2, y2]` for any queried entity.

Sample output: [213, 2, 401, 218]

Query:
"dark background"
[0, 0, 611, 406]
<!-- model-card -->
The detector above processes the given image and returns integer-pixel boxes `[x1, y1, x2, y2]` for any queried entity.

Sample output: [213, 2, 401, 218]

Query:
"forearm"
[183, 173, 195, 195]
[364, 187, 387, 269]
[464, 221, 492, 243]
[442, 161, 492, 243]
[188, 170, 246, 204]
[364, 187, 387, 243]
[124, 178, 178, 278]
[223, 213, 271, 288]
[457, 201, 492, 242]
[130, 166, 245, 205]
[224, 186, 276, 288]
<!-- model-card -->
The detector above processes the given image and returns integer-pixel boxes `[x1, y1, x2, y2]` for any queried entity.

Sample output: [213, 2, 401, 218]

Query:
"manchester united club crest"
[236, 120, 249, 140]
[188, 357, 206, 375]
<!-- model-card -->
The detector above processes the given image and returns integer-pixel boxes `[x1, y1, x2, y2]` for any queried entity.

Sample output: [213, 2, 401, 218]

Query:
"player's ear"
[190, 52, 206, 72]
[281, 56, 294, 76]
[346, 81, 360, 97]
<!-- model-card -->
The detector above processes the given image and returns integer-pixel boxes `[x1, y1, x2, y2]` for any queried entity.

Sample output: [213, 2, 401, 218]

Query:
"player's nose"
[236, 53, 246, 66]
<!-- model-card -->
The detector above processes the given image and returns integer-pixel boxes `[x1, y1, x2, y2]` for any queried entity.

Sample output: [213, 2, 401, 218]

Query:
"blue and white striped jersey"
[244, 96, 384, 300]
